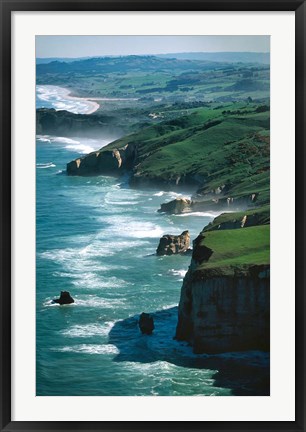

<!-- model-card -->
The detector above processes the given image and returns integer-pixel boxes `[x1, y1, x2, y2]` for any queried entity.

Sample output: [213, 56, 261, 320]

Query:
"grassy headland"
[67, 102, 270, 209]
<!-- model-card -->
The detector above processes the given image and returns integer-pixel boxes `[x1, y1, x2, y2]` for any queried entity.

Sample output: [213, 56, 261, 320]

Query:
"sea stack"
[156, 230, 190, 256]
[53, 291, 75, 305]
[139, 312, 155, 335]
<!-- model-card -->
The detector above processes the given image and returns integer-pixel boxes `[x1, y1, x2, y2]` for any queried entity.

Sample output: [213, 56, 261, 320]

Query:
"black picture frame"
[1, 0, 305, 431]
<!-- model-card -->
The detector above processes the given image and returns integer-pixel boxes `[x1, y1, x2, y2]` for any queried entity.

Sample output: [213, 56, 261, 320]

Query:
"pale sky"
[36, 35, 270, 58]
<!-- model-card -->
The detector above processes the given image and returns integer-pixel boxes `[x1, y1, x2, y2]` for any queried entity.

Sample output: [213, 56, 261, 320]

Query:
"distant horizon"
[36, 50, 270, 60]
[36, 35, 270, 58]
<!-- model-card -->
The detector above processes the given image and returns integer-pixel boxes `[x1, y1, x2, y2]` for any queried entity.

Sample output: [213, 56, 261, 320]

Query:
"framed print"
[1, 0, 305, 431]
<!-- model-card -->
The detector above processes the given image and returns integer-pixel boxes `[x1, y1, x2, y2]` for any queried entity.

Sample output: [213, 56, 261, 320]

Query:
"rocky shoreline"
[64, 106, 270, 355]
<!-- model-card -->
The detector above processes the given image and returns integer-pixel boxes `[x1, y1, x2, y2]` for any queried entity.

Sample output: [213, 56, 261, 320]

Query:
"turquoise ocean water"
[36, 88, 269, 396]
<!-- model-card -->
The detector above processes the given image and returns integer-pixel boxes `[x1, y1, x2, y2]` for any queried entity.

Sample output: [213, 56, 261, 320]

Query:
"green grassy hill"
[67, 102, 269, 207]
[190, 223, 270, 278]
[37, 55, 269, 104]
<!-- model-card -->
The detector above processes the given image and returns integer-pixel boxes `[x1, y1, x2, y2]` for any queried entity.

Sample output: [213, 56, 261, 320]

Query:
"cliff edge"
[175, 220, 270, 354]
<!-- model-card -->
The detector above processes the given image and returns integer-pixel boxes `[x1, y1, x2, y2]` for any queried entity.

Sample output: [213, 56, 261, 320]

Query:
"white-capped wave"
[161, 303, 179, 310]
[52, 137, 80, 145]
[75, 295, 124, 308]
[168, 269, 187, 279]
[52, 271, 130, 291]
[37, 134, 111, 154]
[52, 344, 119, 355]
[65, 144, 95, 154]
[153, 191, 165, 197]
[60, 321, 115, 338]
[101, 215, 164, 239]
[174, 211, 218, 218]
[105, 201, 139, 206]
[36, 136, 51, 143]
[104, 191, 142, 205]
[36, 85, 99, 114]
[36, 162, 56, 169]
[43, 295, 124, 309]
[43, 299, 72, 307]
[167, 191, 189, 199]
[72, 274, 129, 290]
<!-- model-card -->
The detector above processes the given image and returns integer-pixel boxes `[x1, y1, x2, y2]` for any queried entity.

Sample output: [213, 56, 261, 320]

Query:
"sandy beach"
[37, 85, 140, 115]
[36, 85, 100, 114]
[54, 87, 100, 114]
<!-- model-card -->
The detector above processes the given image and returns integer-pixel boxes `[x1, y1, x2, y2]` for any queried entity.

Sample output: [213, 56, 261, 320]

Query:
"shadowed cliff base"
[108, 307, 270, 396]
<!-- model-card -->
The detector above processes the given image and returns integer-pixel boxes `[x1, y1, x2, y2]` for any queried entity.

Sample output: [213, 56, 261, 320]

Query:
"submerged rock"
[53, 291, 74, 305]
[139, 312, 155, 335]
[156, 230, 190, 256]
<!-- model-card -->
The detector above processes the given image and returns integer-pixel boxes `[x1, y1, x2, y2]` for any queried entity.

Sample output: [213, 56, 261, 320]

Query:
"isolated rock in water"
[53, 291, 74, 305]
[139, 312, 155, 335]
[156, 230, 190, 256]
[158, 198, 191, 214]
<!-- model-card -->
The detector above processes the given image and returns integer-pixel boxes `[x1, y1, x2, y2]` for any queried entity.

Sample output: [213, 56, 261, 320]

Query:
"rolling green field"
[197, 225, 270, 272]
[204, 205, 270, 231]
[89, 103, 270, 206]
[38, 54, 270, 276]
[36, 55, 270, 109]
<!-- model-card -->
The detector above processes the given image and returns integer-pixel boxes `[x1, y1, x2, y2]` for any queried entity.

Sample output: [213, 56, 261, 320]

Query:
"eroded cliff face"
[175, 266, 270, 354]
[175, 221, 270, 354]
[156, 230, 190, 256]
[67, 144, 137, 176]
[158, 193, 258, 215]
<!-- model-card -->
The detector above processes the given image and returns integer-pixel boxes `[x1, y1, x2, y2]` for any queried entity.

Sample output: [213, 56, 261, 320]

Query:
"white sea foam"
[52, 137, 80, 145]
[60, 321, 115, 338]
[74, 295, 124, 308]
[43, 295, 124, 309]
[36, 134, 109, 154]
[36, 136, 51, 143]
[72, 274, 129, 290]
[65, 144, 95, 154]
[167, 191, 189, 199]
[105, 201, 139, 206]
[101, 215, 164, 239]
[161, 303, 179, 310]
[40, 247, 107, 265]
[168, 269, 187, 279]
[36, 85, 99, 114]
[124, 360, 175, 373]
[36, 162, 56, 169]
[43, 299, 69, 307]
[153, 191, 165, 197]
[52, 344, 119, 355]
[174, 211, 218, 218]
[104, 192, 142, 206]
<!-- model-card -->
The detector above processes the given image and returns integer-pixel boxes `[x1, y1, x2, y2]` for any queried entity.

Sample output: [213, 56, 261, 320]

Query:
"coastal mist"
[36, 136, 268, 396]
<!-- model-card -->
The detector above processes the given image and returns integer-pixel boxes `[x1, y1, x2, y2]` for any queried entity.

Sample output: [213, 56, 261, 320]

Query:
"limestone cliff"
[158, 198, 192, 215]
[175, 224, 270, 354]
[156, 231, 190, 255]
[159, 193, 258, 215]
[67, 144, 137, 176]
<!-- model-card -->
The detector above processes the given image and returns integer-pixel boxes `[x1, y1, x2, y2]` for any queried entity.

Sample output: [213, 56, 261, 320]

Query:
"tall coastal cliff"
[175, 219, 270, 354]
